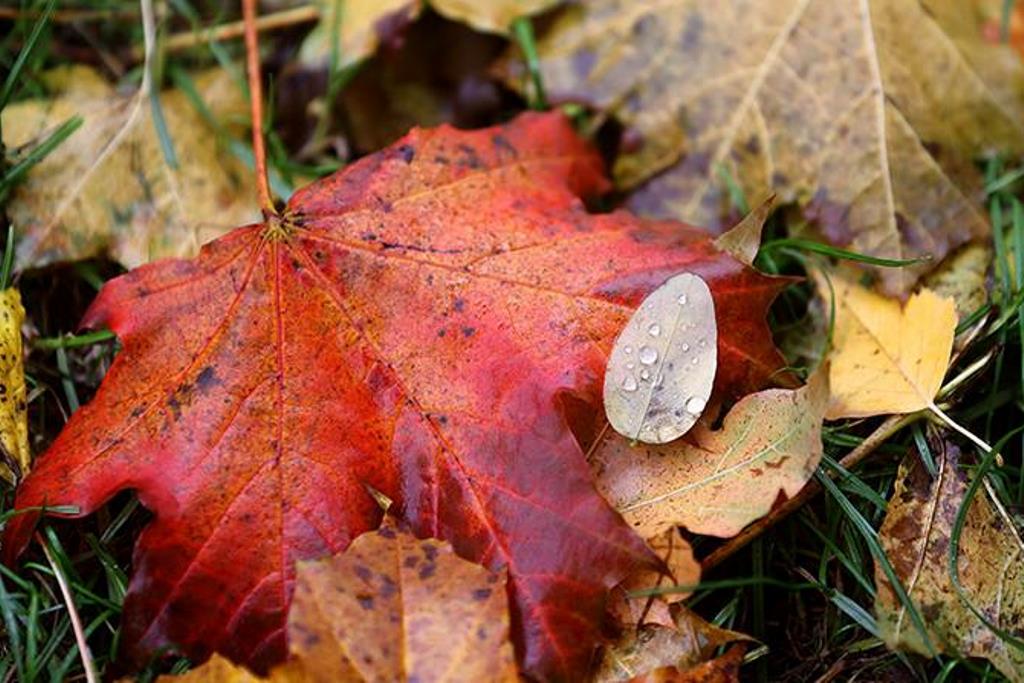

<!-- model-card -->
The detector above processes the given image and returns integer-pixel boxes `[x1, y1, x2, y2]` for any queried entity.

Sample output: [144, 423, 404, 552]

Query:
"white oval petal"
[603, 273, 718, 444]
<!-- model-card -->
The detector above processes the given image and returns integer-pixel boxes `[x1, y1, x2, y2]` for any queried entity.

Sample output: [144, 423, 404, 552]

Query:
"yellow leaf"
[0, 289, 28, 484]
[820, 269, 955, 419]
[298, 0, 422, 70]
[592, 370, 828, 539]
[876, 441, 1024, 682]
[3, 66, 258, 269]
[511, 0, 1024, 295]
[165, 519, 517, 682]
[432, 0, 562, 34]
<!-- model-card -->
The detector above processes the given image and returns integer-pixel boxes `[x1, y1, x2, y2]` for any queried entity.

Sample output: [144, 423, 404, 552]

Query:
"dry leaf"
[165, 655, 264, 682]
[592, 370, 828, 538]
[712, 197, 774, 267]
[632, 644, 746, 683]
[818, 268, 956, 419]
[876, 441, 1024, 682]
[297, 0, 421, 70]
[921, 242, 991, 322]
[0, 289, 28, 484]
[3, 66, 258, 269]
[431, 0, 562, 34]
[604, 273, 717, 444]
[167, 519, 517, 682]
[516, 0, 1024, 295]
[620, 528, 701, 606]
[595, 604, 744, 682]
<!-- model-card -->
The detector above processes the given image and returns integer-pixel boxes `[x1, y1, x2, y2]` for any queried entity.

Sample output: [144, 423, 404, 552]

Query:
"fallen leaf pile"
[5, 1, 1024, 680]
[4, 112, 788, 680]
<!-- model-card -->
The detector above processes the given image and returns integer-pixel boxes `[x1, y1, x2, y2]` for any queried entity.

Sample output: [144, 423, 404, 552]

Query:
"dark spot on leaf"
[461, 326, 476, 337]
[397, 144, 415, 163]
[472, 588, 492, 601]
[357, 594, 374, 610]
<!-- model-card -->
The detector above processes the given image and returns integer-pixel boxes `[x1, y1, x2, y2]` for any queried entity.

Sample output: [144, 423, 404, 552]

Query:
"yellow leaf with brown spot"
[511, 0, 1024, 295]
[0, 289, 28, 484]
[876, 440, 1024, 682]
[3, 66, 258, 269]
[819, 269, 955, 419]
[591, 370, 828, 539]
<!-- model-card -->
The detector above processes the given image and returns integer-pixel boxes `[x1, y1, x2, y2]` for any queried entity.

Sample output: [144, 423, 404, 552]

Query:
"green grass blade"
[512, 17, 548, 110]
[0, 115, 83, 203]
[761, 238, 929, 267]
[0, 0, 56, 112]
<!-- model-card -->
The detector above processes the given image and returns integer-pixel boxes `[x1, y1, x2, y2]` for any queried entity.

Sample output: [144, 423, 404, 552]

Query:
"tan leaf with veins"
[3, 66, 258, 269]
[876, 441, 1024, 682]
[591, 370, 828, 539]
[516, 0, 1024, 294]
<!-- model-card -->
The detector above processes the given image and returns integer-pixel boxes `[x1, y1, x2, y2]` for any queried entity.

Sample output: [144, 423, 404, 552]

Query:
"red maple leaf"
[4, 113, 787, 680]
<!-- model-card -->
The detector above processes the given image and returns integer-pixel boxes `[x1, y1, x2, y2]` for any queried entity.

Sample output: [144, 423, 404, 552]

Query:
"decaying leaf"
[431, 0, 562, 34]
[2, 66, 258, 269]
[921, 241, 991, 322]
[595, 603, 744, 682]
[297, 0, 421, 70]
[592, 369, 828, 539]
[712, 197, 774, 267]
[167, 519, 516, 682]
[818, 269, 956, 419]
[515, 0, 1024, 294]
[620, 528, 701, 606]
[0, 289, 29, 484]
[4, 113, 789, 680]
[876, 441, 1024, 681]
[633, 645, 746, 683]
[604, 273, 717, 444]
[162, 655, 263, 682]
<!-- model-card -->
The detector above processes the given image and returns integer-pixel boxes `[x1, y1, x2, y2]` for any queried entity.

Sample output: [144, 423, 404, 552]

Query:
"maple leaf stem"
[241, 0, 276, 217]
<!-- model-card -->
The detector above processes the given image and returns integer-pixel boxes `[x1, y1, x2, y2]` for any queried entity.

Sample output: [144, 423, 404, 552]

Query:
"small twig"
[701, 413, 913, 572]
[129, 6, 320, 62]
[36, 533, 97, 683]
[242, 0, 276, 217]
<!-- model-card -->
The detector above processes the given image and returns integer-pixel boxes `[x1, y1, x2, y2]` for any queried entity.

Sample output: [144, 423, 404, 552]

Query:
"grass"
[1, 2, 1023, 682]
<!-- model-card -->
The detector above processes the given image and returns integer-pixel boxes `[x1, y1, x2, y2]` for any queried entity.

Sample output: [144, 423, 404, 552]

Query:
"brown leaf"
[594, 604, 745, 682]
[514, 0, 1024, 295]
[876, 440, 1024, 681]
[631, 644, 746, 683]
[592, 370, 828, 538]
[2, 66, 258, 269]
[166, 519, 517, 682]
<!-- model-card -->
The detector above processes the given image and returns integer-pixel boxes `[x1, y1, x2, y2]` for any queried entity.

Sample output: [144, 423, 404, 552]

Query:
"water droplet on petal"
[691, 357, 699, 365]
[681, 343, 690, 352]
[621, 375, 638, 392]
[686, 396, 707, 414]
[648, 323, 661, 337]
[638, 346, 658, 365]
[677, 294, 688, 305]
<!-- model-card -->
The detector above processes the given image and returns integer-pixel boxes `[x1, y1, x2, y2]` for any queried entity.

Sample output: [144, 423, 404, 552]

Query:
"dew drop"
[638, 346, 658, 365]
[654, 373, 664, 388]
[624, 345, 634, 354]
[699, 339, 708, 348]
[677, 294, 688, 305]
[640, 369, 650, 380]
[686, 396, 707, 414]
[648, 323, 661, 337]
[621, 375, 638, 392]
[626, 362, 636, 370]
[681, 343, 690, 352]
[691, 357, 699, 365]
